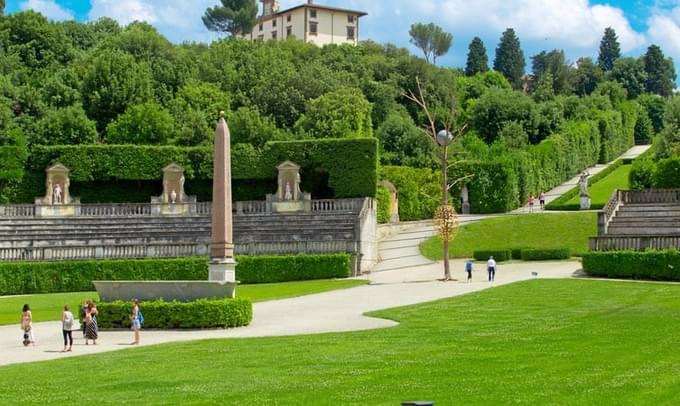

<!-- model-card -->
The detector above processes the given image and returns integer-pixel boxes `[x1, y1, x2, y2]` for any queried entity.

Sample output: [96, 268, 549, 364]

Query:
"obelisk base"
[209, 257, 237, 283]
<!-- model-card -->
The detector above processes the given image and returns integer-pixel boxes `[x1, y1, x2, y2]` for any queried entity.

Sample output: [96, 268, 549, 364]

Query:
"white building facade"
[239, 0, 367, 46]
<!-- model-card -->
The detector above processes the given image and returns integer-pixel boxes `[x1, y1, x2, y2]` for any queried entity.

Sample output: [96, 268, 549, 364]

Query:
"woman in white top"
[61, 305, 74, 352]
[130, 298, 141, 345]
[21, 304, 34, 345]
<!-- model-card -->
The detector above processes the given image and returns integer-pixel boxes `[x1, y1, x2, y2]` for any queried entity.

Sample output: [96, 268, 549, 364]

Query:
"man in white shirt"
[487, 256, 497, 282]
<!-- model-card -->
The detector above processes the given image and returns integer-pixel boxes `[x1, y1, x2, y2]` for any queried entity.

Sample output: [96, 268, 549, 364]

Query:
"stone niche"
[266, 161, 311, 213]
[151, 163, 196, 215]
[34, 163, 80, 217]
[378, 180, 399, 223]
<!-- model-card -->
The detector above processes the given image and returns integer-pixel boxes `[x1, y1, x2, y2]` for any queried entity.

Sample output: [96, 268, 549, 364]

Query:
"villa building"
[239, 0, 367, 46]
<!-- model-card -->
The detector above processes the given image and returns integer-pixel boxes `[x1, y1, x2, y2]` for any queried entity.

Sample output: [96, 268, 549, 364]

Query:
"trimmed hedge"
[236, 254, 351, 284]
[375, 185, 391, 224]
[520, 248, 571, 261]
[582, 250, 680, 281]
[381, 165, 442, 221]
[10, 138, 378, 202]
[510, 248, 526, 260]
[0, 254, 353, 295]
[96, 298, 252, 329]
[546, 159, 624, 210]
[473, 250, 511, 262]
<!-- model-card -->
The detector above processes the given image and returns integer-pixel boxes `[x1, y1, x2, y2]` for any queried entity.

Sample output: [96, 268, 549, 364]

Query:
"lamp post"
[436, 129, 453, 280]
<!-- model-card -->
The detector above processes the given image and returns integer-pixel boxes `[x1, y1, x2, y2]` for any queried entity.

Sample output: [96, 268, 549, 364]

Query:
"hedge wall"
[375, 185, 391, 224]
[9, 138, 378, 202]
[473, 250, 511, 262]
[582, 250, 680, 281]
[380, 165, 442, 220]
[96, 298, 252, 329]
[520, 248, 571, 261]
[0, 254, 353, 295]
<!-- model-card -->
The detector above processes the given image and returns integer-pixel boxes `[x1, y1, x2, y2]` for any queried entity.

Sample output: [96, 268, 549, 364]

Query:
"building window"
[259, 23, 263, 31]
[309, 21, 318, 35]
[310, 9, 317, 18]
[287, 14, 291, 22]
[347, 26, 355, 40]
[272, 31, 277, 39]
[286, 26, 292, 37]
[348, 15, 355, 24]
[272, 19, 277, 27]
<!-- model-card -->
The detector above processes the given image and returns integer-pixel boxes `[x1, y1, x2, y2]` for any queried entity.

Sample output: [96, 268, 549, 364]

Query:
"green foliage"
[634, 108, 654, 145]
[494, 28, 525, 89]
[473, 250, 511, 262]
[531, 49, 573, 95]
[96, 298, 252, 329]
[202, 0, 258, 36]
[465, 37, 488, 76]
[33, 105, 98, 145]
[546, 159, 624, 210]
[105, 102, 176, 145]
[520, 248, 571, 261]
[381, 165, 441, 221]
[594, 80, 627, 105]
[408, 22, 453, 64]
[376, 106, 436, 167]
[375, 185, 391, 224]
[582, 250, 680, 281]
[456, 160, 519, 213]
[598, 27, 621, 71]
[532, 72, 555, 102]
[659, 95, 680, 157]
[236, 254, 351, 284]
[643, 44, 676, 97]
[0, 127, 28, 198]
[573, 57, 604, 96]
[609, 57, 647, 99]
[653, 157, 680, 188]
[471, 87, 536, 144]
[636, 94, 666, 133]
[229, 106, 287, 147]
[629, 158, 656, 190]
[294, 88, 373, 139]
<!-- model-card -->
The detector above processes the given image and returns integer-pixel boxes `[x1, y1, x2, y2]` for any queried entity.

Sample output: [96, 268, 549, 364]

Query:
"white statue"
[53, 184, 62, 205]
[170, 189, 177, 204]
[579, 171, 590, 196]
[284, 182, 293, 201]
[461, 186, 469, 203]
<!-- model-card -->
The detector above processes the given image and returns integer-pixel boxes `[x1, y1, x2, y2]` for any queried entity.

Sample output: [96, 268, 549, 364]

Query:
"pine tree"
[465, 37, 488, 76]
[493, 28, 525, 89]
[202, 0, 258, 36]
[597, 27, 621, 71]
[409, 23, 453, 65]
[643, 44, 676, 97]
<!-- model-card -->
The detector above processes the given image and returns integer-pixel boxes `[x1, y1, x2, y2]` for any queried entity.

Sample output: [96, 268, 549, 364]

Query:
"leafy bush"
[376, 185, 391, 224]
[629, 158, 656, 190]
[96, 298, 252, 329]
[653, 157, 680, 188]
[520, 248, 571, 260]
[452, 160, 519, 214]
[582, 250, 680, 281]
[473, 250, 511, 262]
[510, 248, 526, 260]
[105, 102, 177, 145]
[0, 254, 352, 295]
[236, 254, 351, 284]
[381, 165, 441, 221]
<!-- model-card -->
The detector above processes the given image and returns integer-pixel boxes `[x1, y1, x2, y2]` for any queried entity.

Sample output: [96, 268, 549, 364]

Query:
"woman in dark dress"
[84, 303, 98, 345]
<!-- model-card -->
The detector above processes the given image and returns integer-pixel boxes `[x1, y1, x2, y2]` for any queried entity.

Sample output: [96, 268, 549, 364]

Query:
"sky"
[6, 0, 680, 72]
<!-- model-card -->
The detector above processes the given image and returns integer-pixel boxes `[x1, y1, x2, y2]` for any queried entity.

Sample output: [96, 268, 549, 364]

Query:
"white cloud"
[88, 0, 158, 25]
[647, 6, 680, 60]
[20, 0, 74, 21]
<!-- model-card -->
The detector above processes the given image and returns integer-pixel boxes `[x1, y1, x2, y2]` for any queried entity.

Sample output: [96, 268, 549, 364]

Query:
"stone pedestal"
[151, 163, 196, 216]
[462, 202, 471, 215]
[209, 257, 237, 283]
[266, 160, 311, 213]
[580, 196, 591, 210]
[35, 163, 80, 217]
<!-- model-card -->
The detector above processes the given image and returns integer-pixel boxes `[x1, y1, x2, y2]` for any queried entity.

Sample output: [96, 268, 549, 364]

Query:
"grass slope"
[0, 279, 366, 326]
[564, 164, 631, 208]
[420, 212, 596, 260]
[1, 280, 680, 404]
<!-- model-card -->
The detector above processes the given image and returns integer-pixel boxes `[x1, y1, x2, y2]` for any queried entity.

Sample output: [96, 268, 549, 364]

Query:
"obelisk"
[208, 111, 237, 284]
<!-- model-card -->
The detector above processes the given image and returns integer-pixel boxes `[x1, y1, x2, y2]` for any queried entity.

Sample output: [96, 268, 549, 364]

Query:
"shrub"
[473, 250, 511, 262]
[95, 298, 252, 329]
[653, 157, 680, 188]
[510, 248, 526, 260]
[629, 158, 656, 190]
[375, 185, 391, 224]
[236, 254, 351, 284]
[0, 254, 352, 295]
[381, 166, 441, 221]
[520, 248, 571, 261]
[582, 250, 680, 281]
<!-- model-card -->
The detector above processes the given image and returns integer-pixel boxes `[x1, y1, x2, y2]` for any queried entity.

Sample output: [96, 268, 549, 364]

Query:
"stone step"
[371, 254, 434, 272]
[615, 211, 680, 218]
[0, 214, 358, 225]
[379, 245, 422, 260]
[607, 226, 680, 235]
[0, 222, 356, 233]
[379, 237, 430, 250]
[619, 205, 680, 212]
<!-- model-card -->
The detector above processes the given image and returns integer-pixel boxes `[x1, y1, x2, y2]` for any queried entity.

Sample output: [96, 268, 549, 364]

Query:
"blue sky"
[6, 0, 680, 72]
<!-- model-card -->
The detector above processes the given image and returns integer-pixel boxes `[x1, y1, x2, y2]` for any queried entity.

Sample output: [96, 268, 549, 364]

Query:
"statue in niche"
[53, 183, 62, 205]
[170, 189, 177, 204]
[284, 182, 293, 201]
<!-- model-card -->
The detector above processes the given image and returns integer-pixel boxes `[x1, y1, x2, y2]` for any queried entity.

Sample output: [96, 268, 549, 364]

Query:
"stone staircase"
[590, 190, 680, 251]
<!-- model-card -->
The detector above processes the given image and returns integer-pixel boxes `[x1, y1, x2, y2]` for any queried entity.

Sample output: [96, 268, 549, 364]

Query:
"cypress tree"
[493, 28, 525, 89]
[465, 37, 489, 76]
[643, 44, 676, 97]
[597, 27, 621, 71]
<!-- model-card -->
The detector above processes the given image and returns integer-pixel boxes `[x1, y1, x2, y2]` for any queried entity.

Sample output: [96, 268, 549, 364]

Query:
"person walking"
[84, 302, 98, 345]
[539, 191, 546, 210]
[21, 304, 34, 346]
[80, 299, 91, 338]
[130, 298, 142, 345]
[465, 259, 473, 283]
[487, 256, 496, 282]
[61, 305, 74, 352]
[528, 195, 535, 213]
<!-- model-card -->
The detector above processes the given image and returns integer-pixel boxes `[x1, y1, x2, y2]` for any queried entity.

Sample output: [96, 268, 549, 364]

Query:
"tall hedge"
[9, 138, 378, 202]
[582, 250, 680, 281]
[380, 165, 442, 220]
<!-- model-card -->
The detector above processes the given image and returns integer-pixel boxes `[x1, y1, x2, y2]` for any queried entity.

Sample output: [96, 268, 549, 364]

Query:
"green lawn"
[0, 279, 366, 326]
[1, 279, 680, 404]
[564, 164, 631, 208]
[420, 212, 597, 260]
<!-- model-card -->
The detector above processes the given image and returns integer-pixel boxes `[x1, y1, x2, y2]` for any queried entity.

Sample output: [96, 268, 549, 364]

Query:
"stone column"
[209, 112, 237, 283]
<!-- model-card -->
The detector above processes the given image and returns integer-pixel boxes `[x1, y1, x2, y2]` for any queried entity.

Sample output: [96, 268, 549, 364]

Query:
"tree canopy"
[465, 37, 488, 76]
[494, 28, 525, 89]
[408, 22, 453, 64]
[203, 0, 258, 36]
[598, 27, 621, 71]
[643, 44, 676, 97]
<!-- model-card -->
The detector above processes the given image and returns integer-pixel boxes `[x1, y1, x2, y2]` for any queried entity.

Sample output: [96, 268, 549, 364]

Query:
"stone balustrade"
[619, 189, 680, 204]
[589, 236, 680, 251]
